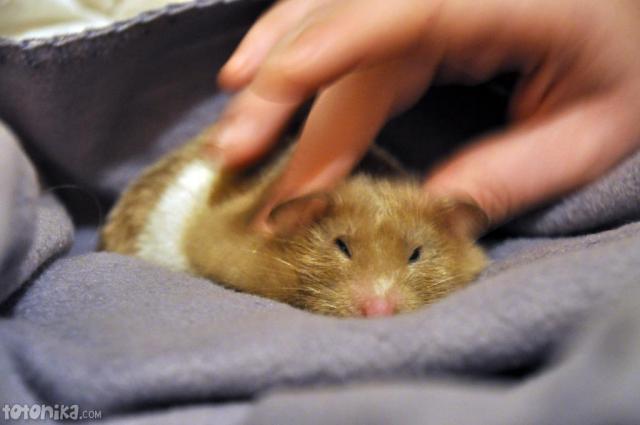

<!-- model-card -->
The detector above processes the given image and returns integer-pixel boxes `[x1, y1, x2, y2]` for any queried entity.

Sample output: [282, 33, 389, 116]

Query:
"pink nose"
[360, 298, 396, 317]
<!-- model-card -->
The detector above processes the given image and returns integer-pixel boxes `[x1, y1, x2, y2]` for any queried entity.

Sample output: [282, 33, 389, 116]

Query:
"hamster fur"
[100, 133, 487, 317]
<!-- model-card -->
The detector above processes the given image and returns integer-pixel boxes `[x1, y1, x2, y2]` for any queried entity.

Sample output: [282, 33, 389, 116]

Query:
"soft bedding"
[0, 1, 639, 424]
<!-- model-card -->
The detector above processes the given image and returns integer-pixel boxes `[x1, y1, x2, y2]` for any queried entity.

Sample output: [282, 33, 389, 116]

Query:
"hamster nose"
[360, 298, 396, 317]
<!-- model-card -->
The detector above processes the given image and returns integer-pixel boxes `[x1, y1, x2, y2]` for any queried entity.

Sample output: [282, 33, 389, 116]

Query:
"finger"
[247, 0, 573, 104]
[254, 59, 435, 225]
[210, 0, 428, 168]
[212, 0, 561, 170]
[212, 47, 434, 168]
[218, 0, 331, 90]
[424, 91, 640, 225]
[210, 2, 440, 168]
[248, 0, 437, 103]
[268, 69, 396, 203]
[204, 88, 299, 168]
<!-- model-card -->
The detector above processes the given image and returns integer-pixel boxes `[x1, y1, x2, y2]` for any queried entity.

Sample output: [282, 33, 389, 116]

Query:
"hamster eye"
[334, 238, 352, 259]
[408, 246, 422, 263]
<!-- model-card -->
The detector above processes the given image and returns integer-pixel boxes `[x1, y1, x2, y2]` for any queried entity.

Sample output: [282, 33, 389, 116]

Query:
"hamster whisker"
[230, 248, 298, 271]
[269, 256, 296, 270]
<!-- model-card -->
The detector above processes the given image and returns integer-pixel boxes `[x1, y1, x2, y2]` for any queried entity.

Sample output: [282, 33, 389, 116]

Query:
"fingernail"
[199, 126, 224, 165]
[201, 141, 225, 167]
[201, 115, 256, 168]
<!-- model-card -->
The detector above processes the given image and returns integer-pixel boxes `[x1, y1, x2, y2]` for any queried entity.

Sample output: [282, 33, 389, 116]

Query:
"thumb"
[424, 92, 640, 226]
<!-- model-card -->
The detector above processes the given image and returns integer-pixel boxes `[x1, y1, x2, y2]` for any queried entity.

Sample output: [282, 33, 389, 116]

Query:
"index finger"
[253, 65, 401, 225]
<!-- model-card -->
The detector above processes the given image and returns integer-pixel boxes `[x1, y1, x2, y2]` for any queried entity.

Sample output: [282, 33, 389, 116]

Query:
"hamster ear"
[438, 198, 489, 240]
[267, 193, 331, 237]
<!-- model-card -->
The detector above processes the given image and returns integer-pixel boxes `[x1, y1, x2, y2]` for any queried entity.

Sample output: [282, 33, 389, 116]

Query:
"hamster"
[100, 131, 488, 317]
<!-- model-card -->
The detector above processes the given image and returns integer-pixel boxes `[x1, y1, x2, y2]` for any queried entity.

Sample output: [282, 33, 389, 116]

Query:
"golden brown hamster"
[100, 132, 488, 317]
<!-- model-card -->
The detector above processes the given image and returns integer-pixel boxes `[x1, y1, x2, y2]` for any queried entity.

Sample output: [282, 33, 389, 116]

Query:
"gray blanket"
[1, 1, 639, 424]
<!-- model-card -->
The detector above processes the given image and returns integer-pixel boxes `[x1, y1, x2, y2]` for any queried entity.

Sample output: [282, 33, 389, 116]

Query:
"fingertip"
[218, 54, 255, 91]
[199, 124, 261, 170]
[197, 121, 256, 170]
[217, 87, 302, 163]
[215, 144, 265, 170]
[216, 70, 243, 92]
[195, 125, 225, 167]
[199, 143, 225, 170]
[424, 167, 503, 228]
[251, 203, 276, 236]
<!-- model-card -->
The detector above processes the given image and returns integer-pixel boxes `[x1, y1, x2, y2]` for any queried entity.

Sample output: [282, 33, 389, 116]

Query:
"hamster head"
[266, 175, 488, 318]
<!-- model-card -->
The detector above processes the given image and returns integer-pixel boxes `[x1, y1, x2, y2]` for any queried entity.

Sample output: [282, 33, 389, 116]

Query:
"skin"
[207, 0, 640, 228]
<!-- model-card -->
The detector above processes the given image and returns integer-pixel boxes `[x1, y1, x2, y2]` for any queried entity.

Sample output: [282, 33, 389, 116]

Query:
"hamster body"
[101, 134, 487, 317]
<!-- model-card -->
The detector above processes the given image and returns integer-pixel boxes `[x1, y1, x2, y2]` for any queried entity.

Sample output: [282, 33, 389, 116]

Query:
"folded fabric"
[0, 1, 639, 424]
[0, 0, 195, 40]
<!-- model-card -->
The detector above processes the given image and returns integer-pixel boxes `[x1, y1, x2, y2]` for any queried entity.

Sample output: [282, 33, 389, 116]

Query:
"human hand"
[209, 0, 640, 228]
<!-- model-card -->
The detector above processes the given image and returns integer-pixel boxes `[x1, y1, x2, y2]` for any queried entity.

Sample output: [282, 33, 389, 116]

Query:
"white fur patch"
[373, 277, 394, 297]
[136, 159, 217, 271]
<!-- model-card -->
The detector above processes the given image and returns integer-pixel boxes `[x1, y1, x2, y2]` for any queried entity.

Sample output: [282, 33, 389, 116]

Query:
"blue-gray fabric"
[0, 1, 639, 424]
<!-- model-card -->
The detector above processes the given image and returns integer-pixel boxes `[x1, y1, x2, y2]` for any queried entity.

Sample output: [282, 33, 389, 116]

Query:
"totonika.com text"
[2, 404, 102, 421]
